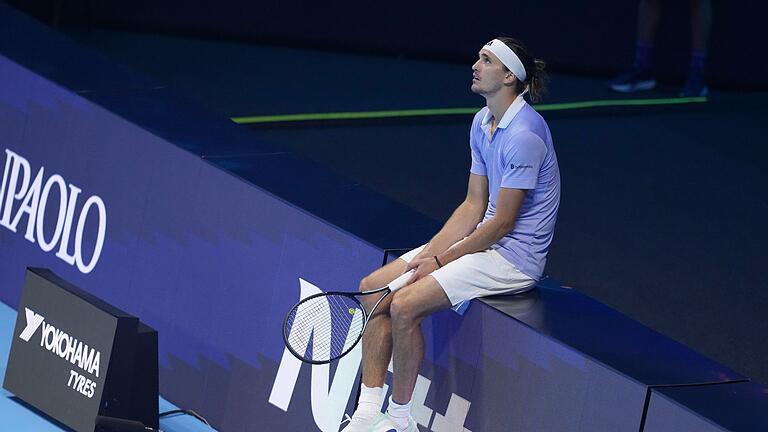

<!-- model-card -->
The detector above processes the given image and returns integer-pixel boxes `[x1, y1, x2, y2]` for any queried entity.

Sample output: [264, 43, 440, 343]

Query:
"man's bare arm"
[437, 187, 526, 266]
[406, 186, 526, 282]
[415, 173, 489, 259]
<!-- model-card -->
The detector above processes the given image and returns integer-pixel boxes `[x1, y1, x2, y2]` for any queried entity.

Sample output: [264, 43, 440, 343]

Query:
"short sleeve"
[469, 113, 487, 176]
[501, 131, 546, 189]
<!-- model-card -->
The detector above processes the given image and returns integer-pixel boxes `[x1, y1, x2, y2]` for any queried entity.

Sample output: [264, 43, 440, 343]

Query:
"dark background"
[8, 0, 768, 89]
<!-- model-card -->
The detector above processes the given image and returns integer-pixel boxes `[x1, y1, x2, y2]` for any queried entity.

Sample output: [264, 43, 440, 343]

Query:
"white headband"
[483, 39, 527, 82]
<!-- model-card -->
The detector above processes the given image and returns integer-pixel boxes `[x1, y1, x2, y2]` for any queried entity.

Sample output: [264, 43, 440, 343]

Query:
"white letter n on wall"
[269, 278, 362, 432]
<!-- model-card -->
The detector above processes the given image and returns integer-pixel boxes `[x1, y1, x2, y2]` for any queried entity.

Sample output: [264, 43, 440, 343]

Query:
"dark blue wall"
[8, 0, 768, 88]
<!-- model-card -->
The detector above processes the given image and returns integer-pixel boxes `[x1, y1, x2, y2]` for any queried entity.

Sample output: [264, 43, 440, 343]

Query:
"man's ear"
[504, 73, 518, 87]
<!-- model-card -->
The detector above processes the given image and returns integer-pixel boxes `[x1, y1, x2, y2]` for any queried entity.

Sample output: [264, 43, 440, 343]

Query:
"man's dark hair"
[496, 36, 547, 103]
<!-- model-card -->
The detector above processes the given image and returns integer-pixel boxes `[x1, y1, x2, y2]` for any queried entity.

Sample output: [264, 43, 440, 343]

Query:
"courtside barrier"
[644, 381, 768, 432]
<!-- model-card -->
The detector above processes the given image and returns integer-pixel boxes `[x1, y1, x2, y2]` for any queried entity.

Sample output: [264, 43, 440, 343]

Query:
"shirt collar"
[480, 94, 527, 129]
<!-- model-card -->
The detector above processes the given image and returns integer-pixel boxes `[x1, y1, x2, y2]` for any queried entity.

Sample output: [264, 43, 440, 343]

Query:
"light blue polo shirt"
[469, 95, 560, 280]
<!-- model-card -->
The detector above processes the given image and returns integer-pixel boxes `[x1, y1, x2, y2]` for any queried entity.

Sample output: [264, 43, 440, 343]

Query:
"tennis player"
[343, 37, 560, 432]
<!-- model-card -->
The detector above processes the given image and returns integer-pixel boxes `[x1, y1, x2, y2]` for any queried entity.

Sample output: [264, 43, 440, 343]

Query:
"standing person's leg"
[635, 0, 662, 70]
[682, 0, 712, 96]
[637, 0, 662, 47]
[610, 0, 661, 92]
[690, 0, 711, 52]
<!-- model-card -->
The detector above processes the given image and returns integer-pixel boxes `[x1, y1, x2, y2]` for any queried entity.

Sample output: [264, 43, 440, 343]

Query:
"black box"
[3, 268, 158, 431]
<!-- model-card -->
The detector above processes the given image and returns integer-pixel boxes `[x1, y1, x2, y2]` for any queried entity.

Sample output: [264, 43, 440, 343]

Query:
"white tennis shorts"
[399, 241, 537, 310]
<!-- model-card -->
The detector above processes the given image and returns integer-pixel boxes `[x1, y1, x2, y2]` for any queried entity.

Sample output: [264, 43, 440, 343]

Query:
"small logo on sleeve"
[510, 163, 533, 170]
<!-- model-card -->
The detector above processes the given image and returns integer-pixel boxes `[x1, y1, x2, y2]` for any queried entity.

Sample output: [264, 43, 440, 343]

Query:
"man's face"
[471, 49, 513, 96]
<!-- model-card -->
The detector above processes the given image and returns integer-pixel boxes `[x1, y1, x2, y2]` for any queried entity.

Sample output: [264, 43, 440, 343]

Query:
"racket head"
[282, 291, 368, 364]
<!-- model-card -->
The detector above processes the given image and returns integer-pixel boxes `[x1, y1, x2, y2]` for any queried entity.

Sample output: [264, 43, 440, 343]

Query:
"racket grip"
[388, 269, 415, 292]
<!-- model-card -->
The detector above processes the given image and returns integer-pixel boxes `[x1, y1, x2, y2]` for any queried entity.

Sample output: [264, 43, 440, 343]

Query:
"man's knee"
[359, 275, 375, 293]
[359, 275, 388, 312]
[390, 292, 422, 331]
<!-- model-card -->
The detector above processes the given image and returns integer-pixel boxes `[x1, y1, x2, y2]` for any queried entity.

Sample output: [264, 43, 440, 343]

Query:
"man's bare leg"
[389, 276, 452, 404]
[359, 258, 409, 387]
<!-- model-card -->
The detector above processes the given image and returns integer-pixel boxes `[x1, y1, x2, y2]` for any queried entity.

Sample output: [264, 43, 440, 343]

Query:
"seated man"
[344, 36, 561, 432]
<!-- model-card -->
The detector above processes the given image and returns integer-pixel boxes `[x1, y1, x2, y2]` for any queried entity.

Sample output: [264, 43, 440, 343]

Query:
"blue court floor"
[0, 301, 217, 431]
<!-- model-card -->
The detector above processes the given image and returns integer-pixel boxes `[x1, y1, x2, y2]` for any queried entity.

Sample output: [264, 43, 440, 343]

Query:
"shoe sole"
[610, 80, 657, 92]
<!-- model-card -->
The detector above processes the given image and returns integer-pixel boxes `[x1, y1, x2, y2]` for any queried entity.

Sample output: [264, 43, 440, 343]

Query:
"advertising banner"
[3, 268, 156, 431]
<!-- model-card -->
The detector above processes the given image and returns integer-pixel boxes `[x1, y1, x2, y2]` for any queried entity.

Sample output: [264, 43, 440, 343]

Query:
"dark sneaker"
[680, 71, 709, 97]
[609, 68, 657, 92]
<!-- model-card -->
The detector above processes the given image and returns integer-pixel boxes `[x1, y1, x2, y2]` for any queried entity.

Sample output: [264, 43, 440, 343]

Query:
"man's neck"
[486, 90, 519, 126]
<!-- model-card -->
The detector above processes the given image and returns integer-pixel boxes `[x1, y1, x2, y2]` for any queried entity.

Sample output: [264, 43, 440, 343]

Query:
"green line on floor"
[231, 96, 707, 124]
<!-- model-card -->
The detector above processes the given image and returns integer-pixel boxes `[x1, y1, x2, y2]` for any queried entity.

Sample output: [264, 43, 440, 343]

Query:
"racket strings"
[285, 294, 365, 362]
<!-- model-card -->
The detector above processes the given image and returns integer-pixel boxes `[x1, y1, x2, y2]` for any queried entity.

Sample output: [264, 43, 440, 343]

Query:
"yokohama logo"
[0, 149, 107, 274]
[19, 307, 101, 378]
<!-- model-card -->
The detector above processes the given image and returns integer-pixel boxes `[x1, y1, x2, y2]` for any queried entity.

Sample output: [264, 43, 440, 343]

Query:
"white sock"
[386, 395, 412, 428]
[353, 384, 384, 421]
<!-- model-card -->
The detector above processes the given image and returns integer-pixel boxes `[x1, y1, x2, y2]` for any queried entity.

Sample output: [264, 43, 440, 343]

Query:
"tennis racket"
[282, 269, 415, 364]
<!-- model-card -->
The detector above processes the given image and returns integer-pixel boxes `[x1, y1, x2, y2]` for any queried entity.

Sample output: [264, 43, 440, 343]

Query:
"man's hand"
[410, 247, 434, 263]
[405, 256, 440, 285]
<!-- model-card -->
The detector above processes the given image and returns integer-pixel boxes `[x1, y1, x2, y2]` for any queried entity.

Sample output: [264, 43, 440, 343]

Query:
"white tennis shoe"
[340, 412, 384, 432]
[371, 412, 417, 432]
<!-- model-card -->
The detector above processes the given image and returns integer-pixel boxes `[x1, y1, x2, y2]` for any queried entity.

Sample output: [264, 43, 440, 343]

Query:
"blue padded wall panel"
[644, 390, 728, 432]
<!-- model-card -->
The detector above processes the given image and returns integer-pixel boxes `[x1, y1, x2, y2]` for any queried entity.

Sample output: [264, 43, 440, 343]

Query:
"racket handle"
[388, 269, 415, 293]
